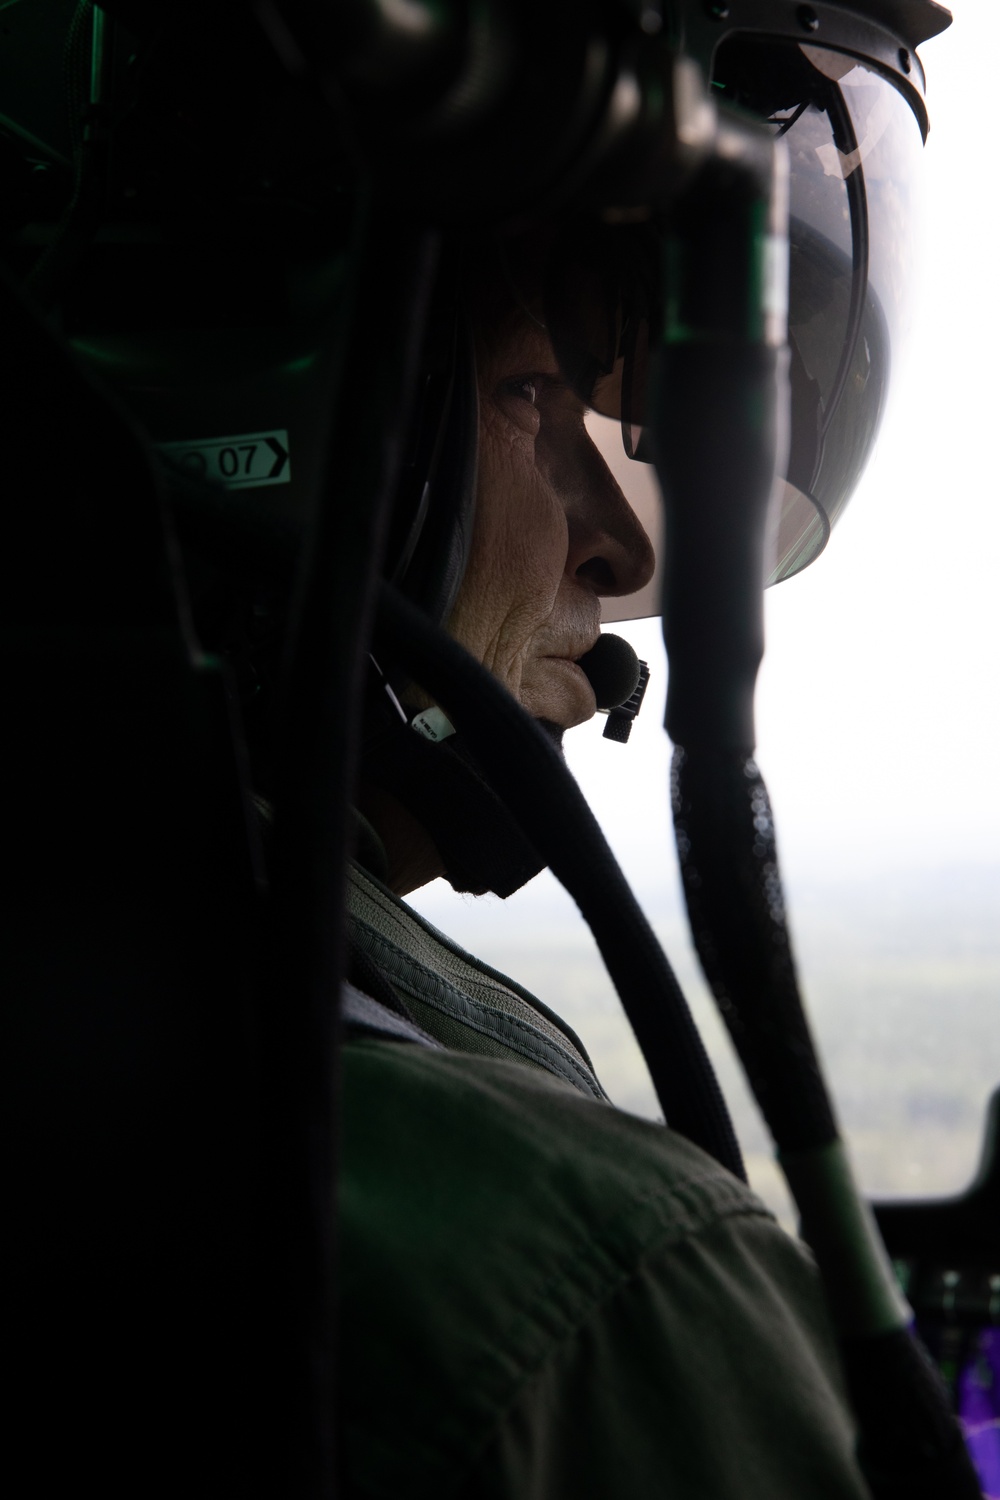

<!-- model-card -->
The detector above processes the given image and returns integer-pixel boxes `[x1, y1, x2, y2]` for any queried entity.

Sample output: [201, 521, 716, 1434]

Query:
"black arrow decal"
[265, 434, 290, 480]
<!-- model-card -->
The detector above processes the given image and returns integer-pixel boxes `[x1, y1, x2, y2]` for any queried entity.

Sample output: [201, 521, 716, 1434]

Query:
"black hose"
[669, 746, 983, 1499]
[655, 143, 983, 1500]
[670, 747, 837, 1151]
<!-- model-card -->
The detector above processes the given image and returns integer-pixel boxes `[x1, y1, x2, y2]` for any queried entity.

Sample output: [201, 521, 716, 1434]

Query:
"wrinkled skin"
[448, 313, 654, 730]
[365, 305, 655, 894]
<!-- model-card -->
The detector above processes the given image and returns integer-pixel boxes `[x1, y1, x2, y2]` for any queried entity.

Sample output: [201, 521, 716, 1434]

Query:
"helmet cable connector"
[601, 660, 650, 743]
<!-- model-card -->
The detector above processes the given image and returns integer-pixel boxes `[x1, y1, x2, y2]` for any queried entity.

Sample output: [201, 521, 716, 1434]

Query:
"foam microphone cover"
[577, 633, 641, 710]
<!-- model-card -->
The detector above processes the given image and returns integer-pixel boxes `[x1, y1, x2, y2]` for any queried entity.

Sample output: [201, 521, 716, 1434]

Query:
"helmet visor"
[544, 42, 924, 621]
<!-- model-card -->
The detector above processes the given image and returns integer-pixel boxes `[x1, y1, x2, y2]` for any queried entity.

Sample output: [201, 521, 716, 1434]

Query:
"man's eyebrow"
[488, 358, 563, 388]
[498, 317, 557, 360]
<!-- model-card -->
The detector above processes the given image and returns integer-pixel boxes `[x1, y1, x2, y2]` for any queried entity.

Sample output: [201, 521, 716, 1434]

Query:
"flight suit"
[339, 861, 870, 1498]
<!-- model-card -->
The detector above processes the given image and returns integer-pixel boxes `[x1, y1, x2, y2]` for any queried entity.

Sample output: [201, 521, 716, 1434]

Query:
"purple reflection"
[959, 1326, 1000, 1499]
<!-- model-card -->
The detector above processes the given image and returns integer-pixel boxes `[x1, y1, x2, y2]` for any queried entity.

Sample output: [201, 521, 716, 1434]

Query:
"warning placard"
[156, 430, 291, 490]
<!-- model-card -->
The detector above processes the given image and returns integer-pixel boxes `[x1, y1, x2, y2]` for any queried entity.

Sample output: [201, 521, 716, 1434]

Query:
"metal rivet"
[898, 46, 912, 74]
[797, 5, 820, 32]
[702, 1, 731, 19]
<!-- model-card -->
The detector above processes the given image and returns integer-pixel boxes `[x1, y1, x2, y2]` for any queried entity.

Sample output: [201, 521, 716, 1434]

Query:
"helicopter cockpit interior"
[3, 1, 997, 1496]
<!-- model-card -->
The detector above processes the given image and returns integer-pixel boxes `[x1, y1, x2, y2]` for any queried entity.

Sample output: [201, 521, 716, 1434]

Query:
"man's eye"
[493, 374, 545, 436]
[506, 376, 538, 405]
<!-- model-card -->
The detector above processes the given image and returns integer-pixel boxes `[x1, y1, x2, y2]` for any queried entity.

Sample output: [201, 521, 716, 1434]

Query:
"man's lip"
[547, 635, 601, 664]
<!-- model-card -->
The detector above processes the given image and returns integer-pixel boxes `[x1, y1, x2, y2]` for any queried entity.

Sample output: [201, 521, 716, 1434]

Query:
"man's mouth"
[562, 630, 602, 665]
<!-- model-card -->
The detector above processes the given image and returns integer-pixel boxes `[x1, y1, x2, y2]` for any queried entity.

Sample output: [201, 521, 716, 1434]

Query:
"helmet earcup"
[384, 243, 479, 628]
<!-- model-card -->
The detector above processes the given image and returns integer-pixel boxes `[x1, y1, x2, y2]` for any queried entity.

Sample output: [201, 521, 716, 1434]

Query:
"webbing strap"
[342, 981, 443, 1049]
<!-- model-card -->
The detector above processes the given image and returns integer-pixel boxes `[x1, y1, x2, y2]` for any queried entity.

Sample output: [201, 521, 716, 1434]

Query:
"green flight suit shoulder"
[339, 1038, 869, 1499]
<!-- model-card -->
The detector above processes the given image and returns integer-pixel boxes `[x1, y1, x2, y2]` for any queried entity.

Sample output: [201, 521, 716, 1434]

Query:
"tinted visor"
[544, 42, 924, 621]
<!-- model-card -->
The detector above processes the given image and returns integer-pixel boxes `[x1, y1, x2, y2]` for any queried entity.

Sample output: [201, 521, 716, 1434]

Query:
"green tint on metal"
[282, 353, 321, 375]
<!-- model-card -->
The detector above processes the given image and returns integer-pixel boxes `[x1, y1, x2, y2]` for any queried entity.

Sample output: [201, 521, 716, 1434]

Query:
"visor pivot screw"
[796, 5, 820, 32]
[898, 47, 912, 74]
[702, 1, 730, 17]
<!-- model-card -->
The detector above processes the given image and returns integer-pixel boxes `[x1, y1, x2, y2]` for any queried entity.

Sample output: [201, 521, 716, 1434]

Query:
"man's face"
[446, 311, 654, 730]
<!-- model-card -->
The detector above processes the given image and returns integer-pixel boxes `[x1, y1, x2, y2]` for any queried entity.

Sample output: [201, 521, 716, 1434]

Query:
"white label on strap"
[411, 707, 456, 743]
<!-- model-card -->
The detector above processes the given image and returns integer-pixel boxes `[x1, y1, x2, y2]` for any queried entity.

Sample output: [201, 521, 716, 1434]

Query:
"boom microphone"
[577, 633, 650, 744]
[577, 632, 641, 709]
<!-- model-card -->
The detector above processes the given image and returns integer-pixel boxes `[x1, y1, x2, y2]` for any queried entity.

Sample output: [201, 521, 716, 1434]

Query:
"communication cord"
[656, 119, 983, 1500]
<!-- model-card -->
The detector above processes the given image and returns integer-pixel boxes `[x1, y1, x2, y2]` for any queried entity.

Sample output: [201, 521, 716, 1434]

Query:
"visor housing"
[544, 40, 925, 621]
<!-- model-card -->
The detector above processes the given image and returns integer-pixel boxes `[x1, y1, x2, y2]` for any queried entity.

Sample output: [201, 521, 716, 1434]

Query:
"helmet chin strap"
[363, 709, 546, 899]
[361, 632, 649, 898]
[407, 631, 651, 748]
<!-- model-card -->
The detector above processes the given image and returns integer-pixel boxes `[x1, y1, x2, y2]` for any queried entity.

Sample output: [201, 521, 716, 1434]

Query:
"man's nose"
[560, 437, 656, 602]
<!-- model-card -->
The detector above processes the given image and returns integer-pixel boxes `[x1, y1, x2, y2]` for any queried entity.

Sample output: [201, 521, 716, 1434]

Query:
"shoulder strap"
[342, 981, 443, 1049]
